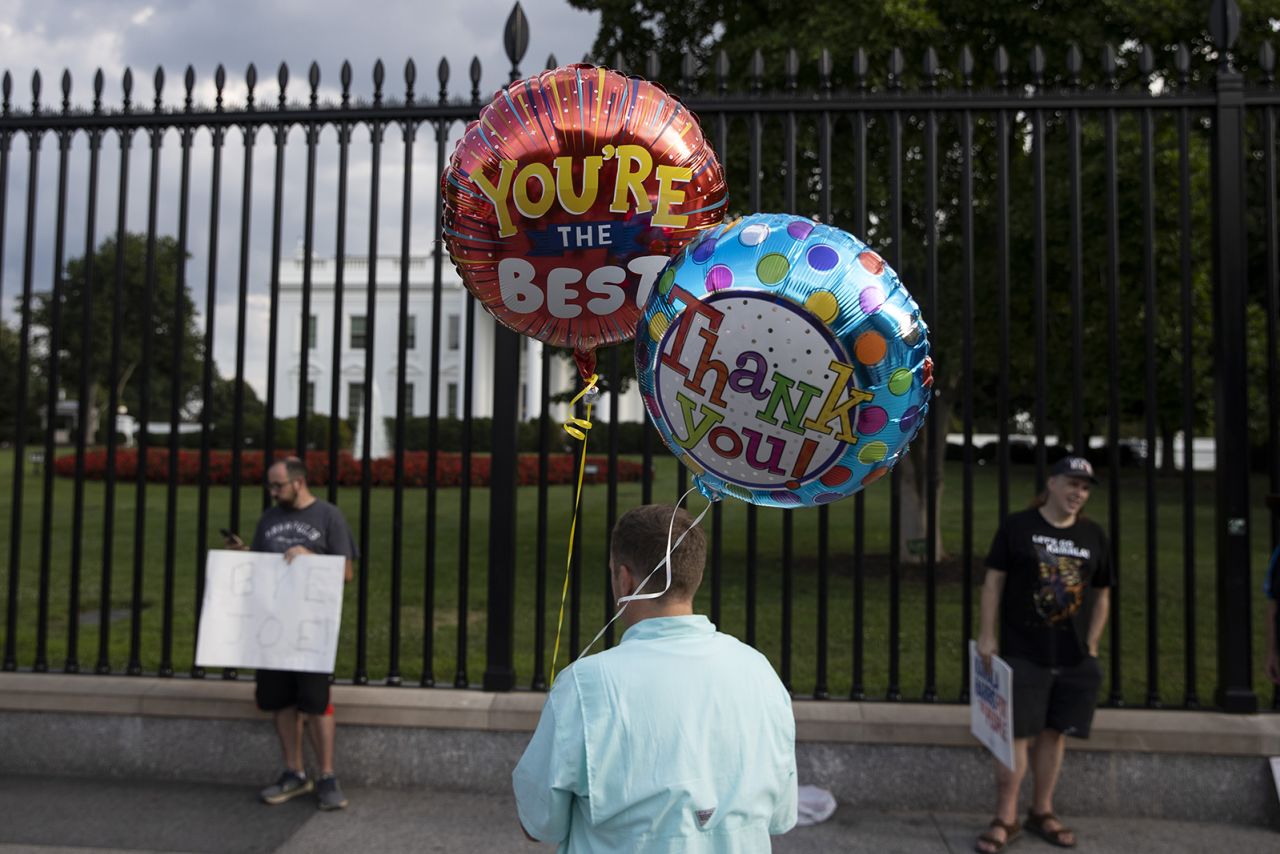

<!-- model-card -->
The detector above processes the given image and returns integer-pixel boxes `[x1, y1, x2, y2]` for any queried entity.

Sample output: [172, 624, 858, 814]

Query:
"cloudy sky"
[0, 0, 601, 395]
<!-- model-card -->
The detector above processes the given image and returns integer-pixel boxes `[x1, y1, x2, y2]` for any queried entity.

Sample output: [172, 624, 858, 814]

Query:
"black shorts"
[1007, 655, 1102, 739]
[254, 669, 332, 716]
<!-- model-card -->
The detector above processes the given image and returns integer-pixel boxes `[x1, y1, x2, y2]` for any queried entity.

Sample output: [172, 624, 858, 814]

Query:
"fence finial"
[716, 49, 730, 94]
[277, 62, 289, 109]
[122, 67, 133, 112]
[404, 59, 416, 104]
[504, 2, 529, 82]
[342, 60, 353, 106]
[960, 45, 974, 88]
[309, 62, 320, 108]
[153, 66, 164, 112]
[373, 59, 385, 105]
[1067, 44, 1082, 87]
[546, 53, 558, 71]
[245, 63, 256, 110]
[681, 51, 698, 93]
[214, 64, 226, 111]
[436, 58, 448, 104]
[93, 69, 104, 114]
[184, 66, 195, 112]
[61, 69, 71, 113]
[31, 69, 41, 113]
[750, 48, 764, 92]
[1208, 0, 1241, 70]
[469, 56, 481, 104]
[646, 50, 661, 81]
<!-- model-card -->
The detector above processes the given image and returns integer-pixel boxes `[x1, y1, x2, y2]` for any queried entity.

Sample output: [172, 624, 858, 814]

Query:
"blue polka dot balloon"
[635, 213, 932, 508]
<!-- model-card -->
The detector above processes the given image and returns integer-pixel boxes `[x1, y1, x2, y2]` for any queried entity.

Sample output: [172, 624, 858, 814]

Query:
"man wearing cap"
[1265, 494, 1280, 686]
[975, 455, 1112, 853]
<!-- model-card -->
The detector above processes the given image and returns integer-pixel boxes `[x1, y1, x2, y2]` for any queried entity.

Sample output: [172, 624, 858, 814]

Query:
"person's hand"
[1267, 652, 1280, 686]
[222, 532, 247, 551]
[283, 545, 314, 564]
[977, 634, 998, 673]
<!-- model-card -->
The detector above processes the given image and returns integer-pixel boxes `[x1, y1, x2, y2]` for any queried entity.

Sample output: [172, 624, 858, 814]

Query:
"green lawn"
[0, 446, 1276, 708]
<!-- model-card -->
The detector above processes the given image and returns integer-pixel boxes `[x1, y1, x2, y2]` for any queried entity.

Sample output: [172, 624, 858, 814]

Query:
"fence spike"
[785, 47, 799, 90]
[504, 1, 530, 79]
[184, 66, 195, 111]
[888, 48, 904, 89]
[819, 48, 833, 91]
[1261, 42, 1276, 85]
[1208, 0, 1241, 69]
[277, 62, 289, 107]
[1030, 44, 1045, 86]
[923, 47, 938, 88]
[340, 60, 352, 106]
[436, 58, 448, 103]
[546, 53, 558, 71]
[122, 67, 133, 111]
[245, 63, 257, 110]
[960, 45, 974, 87]
[750, 48, 764, 92]
[469, 56, 481, 104]
[716, 49, 729, 94]
[995, 45, 1009, 87]
[154, 66, 164, 111]
[1067, 43, 1082, 85]
[2, 71, 10, 115]
[61, 69, 71, 113]
[1175, 43, 1192, 86]
[214, 64, 226, 111]
[852, 47, 868, 90]
[613, 51, 625, 74]
[309, 62, 320, 108]
[374, 59, 385, 105]
[94, 69, 104, 113]
[646, 50, 660, 81]
[681, 51, 697, 92]
[31, 69, 41, 112]
[405, 58, 416, 103]
[1101, 43, 1118, 87]
[1138, 43, 1155, 77]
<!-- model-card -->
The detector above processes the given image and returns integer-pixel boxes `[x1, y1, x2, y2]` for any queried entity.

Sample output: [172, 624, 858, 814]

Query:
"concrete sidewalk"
[0, 775, 1275, 854]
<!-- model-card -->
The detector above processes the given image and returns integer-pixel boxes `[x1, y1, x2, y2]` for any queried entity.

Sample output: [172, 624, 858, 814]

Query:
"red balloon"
[442, 64, 727, 378]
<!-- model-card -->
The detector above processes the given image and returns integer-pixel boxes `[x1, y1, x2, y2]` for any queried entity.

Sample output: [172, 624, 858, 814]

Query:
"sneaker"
[260, 770, 313, 805]
[316, 774, 348, 811]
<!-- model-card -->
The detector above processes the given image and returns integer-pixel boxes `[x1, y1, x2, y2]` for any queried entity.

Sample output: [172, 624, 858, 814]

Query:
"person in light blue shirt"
[513, 504, 798, 853]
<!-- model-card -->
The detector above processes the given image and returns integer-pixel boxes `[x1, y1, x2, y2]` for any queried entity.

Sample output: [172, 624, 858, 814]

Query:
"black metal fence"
[0, 2, 1276, 711]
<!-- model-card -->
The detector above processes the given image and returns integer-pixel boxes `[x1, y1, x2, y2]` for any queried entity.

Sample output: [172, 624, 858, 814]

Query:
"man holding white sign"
[974, 456, 1112, 853]
[222, 457, 357, 812]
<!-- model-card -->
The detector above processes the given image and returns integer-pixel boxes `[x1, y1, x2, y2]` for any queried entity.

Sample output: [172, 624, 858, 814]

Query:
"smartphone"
[219, 528, 243, 546]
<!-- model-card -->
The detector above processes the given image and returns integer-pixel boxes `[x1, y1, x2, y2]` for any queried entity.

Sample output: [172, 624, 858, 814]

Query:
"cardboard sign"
[195, 550, 344, 673]
[969, 640, 1016, 771]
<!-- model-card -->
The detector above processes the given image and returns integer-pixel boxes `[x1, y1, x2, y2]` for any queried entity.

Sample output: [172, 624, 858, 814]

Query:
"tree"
[31, 233, 204, 443]
[0, 318, 42, 443]
[571, 0, 1280, 558]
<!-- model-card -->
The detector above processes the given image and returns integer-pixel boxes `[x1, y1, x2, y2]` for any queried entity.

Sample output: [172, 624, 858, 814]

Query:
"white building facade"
[274, 252, 646, 426]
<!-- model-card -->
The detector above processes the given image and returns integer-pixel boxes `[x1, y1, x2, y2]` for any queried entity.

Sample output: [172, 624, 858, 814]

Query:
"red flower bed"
[55, 448, 645, 488]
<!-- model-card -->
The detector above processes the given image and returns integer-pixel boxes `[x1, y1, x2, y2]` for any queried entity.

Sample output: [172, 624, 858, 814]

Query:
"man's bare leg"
[274, 708, 305, 774]
[1029, 729, 1075, 846]
[976, 737, 1029, 853]
[304, 711, 337, 776]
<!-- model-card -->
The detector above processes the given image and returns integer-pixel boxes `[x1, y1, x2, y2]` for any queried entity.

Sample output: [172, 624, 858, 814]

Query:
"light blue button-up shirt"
[513, 615, 797, 853]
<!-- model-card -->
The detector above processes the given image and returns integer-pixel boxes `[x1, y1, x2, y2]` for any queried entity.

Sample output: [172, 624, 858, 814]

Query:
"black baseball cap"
[1050, 455, 1098, 484]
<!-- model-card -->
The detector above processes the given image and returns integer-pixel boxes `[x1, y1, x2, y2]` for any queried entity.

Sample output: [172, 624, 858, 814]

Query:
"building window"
[406, 315, 416, 350]
[350, 315, 367, 350]
[348, 382, 364, 421]
[308, 315, 318, 349]
[447, 314, 460, 351]
[447, 383, 458, 418]
[402, 383, 415, 416]
[305, 382, 316, 412]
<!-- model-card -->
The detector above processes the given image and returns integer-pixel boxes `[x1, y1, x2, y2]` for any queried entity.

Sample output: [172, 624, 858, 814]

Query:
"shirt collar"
[620, 614, 715, 644]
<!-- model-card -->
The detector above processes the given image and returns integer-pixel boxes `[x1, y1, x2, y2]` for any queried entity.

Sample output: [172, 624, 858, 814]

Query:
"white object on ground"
[795, 784, 837, 826]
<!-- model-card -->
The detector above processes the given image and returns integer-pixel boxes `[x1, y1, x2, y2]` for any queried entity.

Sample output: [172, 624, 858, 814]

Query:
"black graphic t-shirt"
[985, 507, 1112, 667]
[251, 500, 359, 560]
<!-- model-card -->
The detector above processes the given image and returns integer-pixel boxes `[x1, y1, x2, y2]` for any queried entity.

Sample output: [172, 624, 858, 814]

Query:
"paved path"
[0, 775, 1275, 853]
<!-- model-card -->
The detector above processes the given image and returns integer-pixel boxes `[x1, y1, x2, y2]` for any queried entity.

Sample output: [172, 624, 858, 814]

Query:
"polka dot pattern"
[805, 291, 839, 324]
[807, 244, 839, 271]
[855, 332, 887, 365]
[756, 254, 789, 285]
[739, 223, 770, 246]
[706, 265, 734, 291]
[634, 212, 931, 511]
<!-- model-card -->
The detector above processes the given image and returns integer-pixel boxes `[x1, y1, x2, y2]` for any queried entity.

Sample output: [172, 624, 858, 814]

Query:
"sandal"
[974, 817, 1021, 853]
[1025, 811, 1076, 848]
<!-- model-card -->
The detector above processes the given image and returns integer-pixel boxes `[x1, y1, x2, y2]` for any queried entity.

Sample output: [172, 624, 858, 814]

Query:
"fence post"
[483, 1, 529, 692]
[1209, 0, 1257, 713]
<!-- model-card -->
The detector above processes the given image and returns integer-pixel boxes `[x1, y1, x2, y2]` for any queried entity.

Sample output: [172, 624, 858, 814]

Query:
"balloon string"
[576, 487, 712, 663]
[549, 374, 600, 688]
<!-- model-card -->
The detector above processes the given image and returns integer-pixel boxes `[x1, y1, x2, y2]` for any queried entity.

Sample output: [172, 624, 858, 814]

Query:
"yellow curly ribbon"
[549, 374, 599, 687]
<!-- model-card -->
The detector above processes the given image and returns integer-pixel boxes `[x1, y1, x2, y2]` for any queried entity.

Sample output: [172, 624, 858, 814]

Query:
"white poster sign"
[969, 640, 1016, 771]
[196, 550, 345, 673]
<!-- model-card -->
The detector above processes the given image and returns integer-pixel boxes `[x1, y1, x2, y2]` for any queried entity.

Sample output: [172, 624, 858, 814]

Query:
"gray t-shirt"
[251, 500, 359, 560]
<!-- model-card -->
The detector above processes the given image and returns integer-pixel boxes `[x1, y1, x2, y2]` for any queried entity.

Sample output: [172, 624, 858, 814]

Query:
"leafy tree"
[31, 233, 204, 443]
[0, 318, 42, 443]
[571, 0, 1280, 557]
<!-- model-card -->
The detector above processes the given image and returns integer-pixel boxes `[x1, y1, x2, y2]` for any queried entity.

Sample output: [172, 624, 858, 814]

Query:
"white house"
[273, 251, 647, 427]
